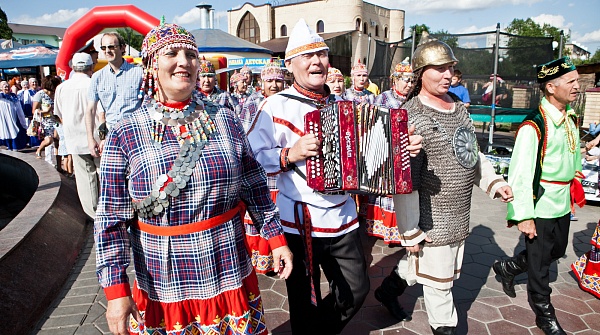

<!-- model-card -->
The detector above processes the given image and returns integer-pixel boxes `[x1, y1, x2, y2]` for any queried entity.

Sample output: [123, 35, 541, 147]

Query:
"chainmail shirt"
[404, 95, 477, 246]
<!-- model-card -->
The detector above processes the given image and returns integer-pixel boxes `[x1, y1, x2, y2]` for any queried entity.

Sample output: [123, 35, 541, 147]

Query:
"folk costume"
[240, 59, 286, 274]
[230, 71, 249, 117]
[197, 57, 236, 111]
[362, 58, 414, 244]
[381, 34, 508, 333]
[341, 61, 375, 104]
[247, 19, 369, 334]
[325, 66, 345, 97]
[95, 23, 286, 335]
[0, 90, 28, 150]
[496, 57, 583, 335]
[572, 220, 600, 299]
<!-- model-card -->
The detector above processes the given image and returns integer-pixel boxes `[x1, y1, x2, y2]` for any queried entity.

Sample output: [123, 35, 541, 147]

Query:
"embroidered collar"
[293, 81, 327, 104]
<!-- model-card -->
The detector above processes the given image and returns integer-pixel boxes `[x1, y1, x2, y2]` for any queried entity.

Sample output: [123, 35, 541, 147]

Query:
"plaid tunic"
[341, 87, 375, 105]
[198, 87, 236, 111]
[95, 94, 284, 333]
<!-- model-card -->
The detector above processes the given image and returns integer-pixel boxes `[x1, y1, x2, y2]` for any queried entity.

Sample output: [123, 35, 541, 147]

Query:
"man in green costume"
[493, 56, 584, 335]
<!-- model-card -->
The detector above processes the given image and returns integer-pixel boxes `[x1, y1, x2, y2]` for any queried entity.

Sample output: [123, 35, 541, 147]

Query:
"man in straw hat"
[493, 57, 583, 335]
[248, 18, 422, 334]
[197, 56, 235, 110]
[341, 59, 374, 104]
[389, 32, 513, 335]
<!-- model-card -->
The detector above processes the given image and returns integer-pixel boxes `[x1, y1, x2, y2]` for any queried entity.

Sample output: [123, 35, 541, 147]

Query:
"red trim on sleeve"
[273, 117, 305, 137]
[104, 283, 132, 300]
[267, 234, 287, 250]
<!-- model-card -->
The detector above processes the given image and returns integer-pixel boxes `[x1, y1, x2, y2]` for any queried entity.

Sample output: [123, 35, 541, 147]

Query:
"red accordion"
[304, 101, 412, 195]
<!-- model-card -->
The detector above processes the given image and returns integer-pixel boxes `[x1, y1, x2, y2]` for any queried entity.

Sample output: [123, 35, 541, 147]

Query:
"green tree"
[590, 49, 600, 63]
[409, 24, 430, 45]
[0, 7, 13, 40]
[504, 18, 559, 79]
[432, 29, 458, 49]
[115, 27, 144, 55]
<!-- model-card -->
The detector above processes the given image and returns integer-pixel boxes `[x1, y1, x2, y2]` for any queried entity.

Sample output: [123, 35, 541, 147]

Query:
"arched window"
[316, 20, 324, 33]
[384, 27, 388, 39]
[375, 25, 379, 37]
[281, 25, 287, 37]
[237, 12, 261, 44]
[363, 22, 368, 34]
[363, 57, 367, 65]
[355, 18, 361, 31]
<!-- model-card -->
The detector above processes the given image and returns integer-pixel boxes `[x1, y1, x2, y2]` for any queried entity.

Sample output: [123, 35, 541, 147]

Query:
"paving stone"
[499, 305, 536, 327]
[74, 324, 104, 335]
[35, 326, 78, 335]
[39, 314, 86, 329]
[486, 320, 531, 335]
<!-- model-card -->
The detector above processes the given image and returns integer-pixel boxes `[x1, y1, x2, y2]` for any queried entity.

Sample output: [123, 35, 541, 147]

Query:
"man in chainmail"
[385, 33, 514, 335]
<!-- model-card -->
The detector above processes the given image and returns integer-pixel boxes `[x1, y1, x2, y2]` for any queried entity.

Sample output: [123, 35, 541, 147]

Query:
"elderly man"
[86, 32, 142, 158]
[341, 60, 374, 104]
[197, 57, 235, 110]
[54, 53, 102, 219]
[248, 19, 421, 334]
[493, 57, 583, 335]
[389, 33, 513, 335]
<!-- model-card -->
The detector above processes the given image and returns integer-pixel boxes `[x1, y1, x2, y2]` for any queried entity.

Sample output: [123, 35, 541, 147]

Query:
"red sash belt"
[134, 202, 246, 236]
[541, 174, 586, 209]
[292, 200, 348, 306]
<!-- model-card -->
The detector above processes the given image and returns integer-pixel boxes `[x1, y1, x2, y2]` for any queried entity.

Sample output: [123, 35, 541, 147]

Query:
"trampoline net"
[370, 31, 554, 111]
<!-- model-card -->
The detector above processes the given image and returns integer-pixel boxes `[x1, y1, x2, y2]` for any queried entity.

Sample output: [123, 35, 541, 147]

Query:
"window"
[375, 25, 379, 37]
[237, 12, 261, 44]
[316, 20, 324, 33]
[356, 19, 361, 31]
[21, 39, 31, 45]
[281, 25, 287, 37]
[384, 27, 388, 39]
[363, 22, 368, 34]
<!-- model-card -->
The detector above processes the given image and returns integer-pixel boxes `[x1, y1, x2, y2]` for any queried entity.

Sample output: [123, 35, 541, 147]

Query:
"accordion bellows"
[304, 101, 412, 195]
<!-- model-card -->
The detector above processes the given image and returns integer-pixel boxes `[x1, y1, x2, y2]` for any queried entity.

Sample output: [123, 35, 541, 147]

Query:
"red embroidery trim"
[273, 117, 305, 137]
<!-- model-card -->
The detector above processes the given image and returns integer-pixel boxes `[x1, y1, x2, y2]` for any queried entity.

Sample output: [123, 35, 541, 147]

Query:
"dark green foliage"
[0, 7, 13, 40]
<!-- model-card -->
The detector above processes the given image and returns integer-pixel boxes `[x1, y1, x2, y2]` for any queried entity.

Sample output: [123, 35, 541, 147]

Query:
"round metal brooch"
[452, 126, 479, 169]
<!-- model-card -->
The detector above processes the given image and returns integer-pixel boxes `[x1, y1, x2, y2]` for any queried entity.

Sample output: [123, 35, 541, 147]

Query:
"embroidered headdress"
[536, 56, 576, 83]
[199, 56, 216, 77]
[230, 71, 245, 87]
[391, 57, 413, 78]
[240, 65, 252, 75]
[327, 66, 344, 82]
[351, 59, 368, 76]
[261, 59, 285, 81]
[139, 19, 198, 98]
[285, 19, 329, 61]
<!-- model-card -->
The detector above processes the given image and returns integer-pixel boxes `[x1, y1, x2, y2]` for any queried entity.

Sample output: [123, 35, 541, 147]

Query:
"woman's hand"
[271, 245, 293, 280]
[106, 296, 143, 335]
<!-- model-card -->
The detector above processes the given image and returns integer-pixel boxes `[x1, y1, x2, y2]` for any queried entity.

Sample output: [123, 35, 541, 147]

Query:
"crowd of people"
[1, 16, 594, 335]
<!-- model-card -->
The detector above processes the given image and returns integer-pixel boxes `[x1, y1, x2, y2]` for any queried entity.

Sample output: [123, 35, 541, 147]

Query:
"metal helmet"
[412, 32, 458, 71]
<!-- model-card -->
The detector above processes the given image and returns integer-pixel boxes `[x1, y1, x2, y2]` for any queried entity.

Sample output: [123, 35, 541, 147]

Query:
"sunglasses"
[100, 44, 120, 51]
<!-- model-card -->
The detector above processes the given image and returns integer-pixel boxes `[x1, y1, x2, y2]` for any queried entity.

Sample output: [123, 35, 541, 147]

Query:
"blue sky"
[3, 0, 600, 53]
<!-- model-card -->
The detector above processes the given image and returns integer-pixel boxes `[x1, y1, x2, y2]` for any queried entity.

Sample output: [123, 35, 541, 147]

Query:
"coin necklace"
[132, 95, 217, 219]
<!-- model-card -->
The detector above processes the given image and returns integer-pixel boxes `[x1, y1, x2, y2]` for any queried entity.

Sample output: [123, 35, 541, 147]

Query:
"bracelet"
[280, 147, 294, 172]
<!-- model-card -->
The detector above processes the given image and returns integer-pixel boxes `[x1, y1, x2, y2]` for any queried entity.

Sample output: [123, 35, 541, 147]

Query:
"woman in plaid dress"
[94, 22, 292, 335]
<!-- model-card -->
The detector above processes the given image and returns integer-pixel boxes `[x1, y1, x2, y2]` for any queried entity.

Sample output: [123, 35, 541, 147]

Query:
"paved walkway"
[30, 187, 600, 335]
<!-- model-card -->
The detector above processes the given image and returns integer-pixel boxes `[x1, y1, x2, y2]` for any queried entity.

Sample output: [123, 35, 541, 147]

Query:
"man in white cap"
[54, 53, 103, 220]
[248, 19, 421, 334]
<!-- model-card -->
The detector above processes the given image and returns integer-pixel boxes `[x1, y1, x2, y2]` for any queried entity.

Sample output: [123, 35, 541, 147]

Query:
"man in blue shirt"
[448, 69, 471, 108]
[86, 32, 142, 157]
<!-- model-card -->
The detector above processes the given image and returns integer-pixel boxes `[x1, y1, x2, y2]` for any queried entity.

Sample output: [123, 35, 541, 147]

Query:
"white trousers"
[395, 241, 464, 328]
[72, 154, 100, 218]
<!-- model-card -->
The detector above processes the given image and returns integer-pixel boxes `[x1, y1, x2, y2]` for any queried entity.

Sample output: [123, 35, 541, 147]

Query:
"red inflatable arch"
[56, 5, 159, 79]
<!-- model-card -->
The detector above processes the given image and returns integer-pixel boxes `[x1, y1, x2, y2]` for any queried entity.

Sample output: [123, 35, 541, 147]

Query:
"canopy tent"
[0, 44, 58, 69]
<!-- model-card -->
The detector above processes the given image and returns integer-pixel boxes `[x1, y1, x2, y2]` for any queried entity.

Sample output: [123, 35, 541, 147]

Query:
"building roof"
[190, 29, 272, 54]
[8, 23, 66, 38]
[259, 30, 354, 53]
